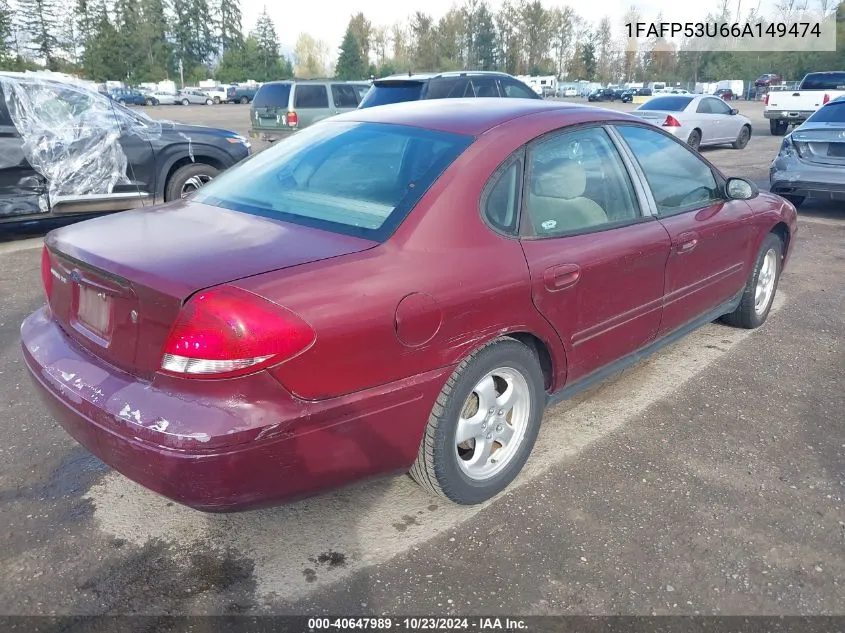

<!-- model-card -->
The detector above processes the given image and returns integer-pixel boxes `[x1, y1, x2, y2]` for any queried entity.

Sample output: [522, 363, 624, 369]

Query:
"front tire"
[213, 96, 221, 104]
[722, 233, 783, 329]
[144, 98, 154, 106]
[410, 338, 545, 505]
[205, 98, 213, 105]
[164, 163, 220, 202]
[240, 96, 250, 104]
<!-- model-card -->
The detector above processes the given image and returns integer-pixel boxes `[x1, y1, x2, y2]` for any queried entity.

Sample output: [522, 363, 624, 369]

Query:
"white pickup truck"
[764, 71, 845, 135]
[201, 85, 230, 104]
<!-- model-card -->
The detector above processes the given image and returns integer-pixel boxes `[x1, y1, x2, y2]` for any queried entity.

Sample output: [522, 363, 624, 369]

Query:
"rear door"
[293, 84, 332, 128]
[0, 84, 50, 221]
[613, 124, 756, 337]
[518, 125, 671, 383]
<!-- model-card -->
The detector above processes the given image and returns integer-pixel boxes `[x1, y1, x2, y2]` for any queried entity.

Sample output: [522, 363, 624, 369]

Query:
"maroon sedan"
[22, 99, 797, 511]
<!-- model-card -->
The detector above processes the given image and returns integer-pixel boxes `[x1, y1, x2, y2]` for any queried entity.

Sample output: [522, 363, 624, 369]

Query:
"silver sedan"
[629, 94, 753, 151]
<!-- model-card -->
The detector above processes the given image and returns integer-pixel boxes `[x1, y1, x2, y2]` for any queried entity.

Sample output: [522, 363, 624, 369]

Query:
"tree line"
[0, 0, 843, 86]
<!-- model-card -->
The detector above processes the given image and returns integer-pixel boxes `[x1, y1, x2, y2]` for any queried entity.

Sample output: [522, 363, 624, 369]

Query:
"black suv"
[0, 73, 250, 232]
[587, 88, 617, 102]
[358, 71, 540, 109]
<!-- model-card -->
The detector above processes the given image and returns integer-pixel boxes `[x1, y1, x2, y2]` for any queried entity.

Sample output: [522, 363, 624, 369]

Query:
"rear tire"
[213, 96, 221, 104]
[721, 233, 783, 329]
[240, 96, 250, 104]
[732, 125, 751, 149]
[144, 98, 154, 106]
[409, 337, 545, 505]
[686, 129, 702, 151]
[181, 98, 189, 106]
[205, 98, 213, 105]
[164, 163, 220, 202]
[770, 119, 789, 136]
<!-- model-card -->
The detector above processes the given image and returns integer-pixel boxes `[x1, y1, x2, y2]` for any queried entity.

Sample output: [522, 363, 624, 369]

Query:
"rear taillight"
[160, 286, 315, 379]
[287, 111, 298, 127]
[40, 246, 53, 302]
[763, 93, 770, 106]
[823, 93, 830, 104]
[662, 115, 682, 127]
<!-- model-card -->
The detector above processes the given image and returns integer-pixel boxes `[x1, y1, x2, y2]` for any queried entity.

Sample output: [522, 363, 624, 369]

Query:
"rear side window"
[469, 77, 500, 98]
[482, 155, 523, 234]
[425, 77, 470, 99]
[358, 81, 424, 108]
[801, 72, 845, 90]
[294, 85, 329, 108]
[331, 84, 359, 108]
[253, 83, 292, 108]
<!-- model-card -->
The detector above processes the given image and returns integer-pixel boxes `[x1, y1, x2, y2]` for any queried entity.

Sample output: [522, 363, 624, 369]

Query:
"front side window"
[525, 126, 641, 237]
[616, 125, 721, 216]
[294, 85, 329, 108]
[193, 121, 473, 241]
[500, 79, 537, 99]
[707, 98, 732, 115]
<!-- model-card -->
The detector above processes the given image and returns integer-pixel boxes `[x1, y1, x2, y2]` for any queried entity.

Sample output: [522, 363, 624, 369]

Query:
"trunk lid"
[251, 82, 292, 131]
[45, 200, 377, 379]
[791, 123, 845, 165]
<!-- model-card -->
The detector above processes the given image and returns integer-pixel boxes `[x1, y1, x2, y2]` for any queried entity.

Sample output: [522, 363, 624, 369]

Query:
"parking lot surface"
[1, 100, 843, 616]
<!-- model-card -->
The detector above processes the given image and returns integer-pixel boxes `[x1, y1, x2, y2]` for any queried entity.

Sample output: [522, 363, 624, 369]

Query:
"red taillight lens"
[40, 246, 53, 302]
[287, 111, 298, 127]
[823, 93, 830, 104]
[662, 115, 682, 127]
[763, 93, 769, 106]
[160, 286, 315, 379]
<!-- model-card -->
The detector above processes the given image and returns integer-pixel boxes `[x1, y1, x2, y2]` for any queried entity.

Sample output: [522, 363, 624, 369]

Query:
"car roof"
[377, 71, 512, 82]
[331, 97, 634, 136]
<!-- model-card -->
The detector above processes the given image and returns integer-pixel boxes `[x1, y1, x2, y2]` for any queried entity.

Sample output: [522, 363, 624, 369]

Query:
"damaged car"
[0, 72, 251, 231]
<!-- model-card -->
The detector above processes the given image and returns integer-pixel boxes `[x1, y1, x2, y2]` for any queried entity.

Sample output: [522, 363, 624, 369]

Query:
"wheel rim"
[180, 174, 213, 198]
[740, 128, 750, 144]
[754, 248, 778, 315]
[455, 367, 531, 481]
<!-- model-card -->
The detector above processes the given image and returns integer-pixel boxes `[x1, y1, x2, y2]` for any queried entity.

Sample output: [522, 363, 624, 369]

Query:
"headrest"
[532, 160, 587, 199]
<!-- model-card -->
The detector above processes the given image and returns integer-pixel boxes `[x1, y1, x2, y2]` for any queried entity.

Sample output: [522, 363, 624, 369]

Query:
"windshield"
[358, 82, 424, 108]
[801, 72, 845, 91]
[193, 121, 474, 241]
[805, 101, 845, 123]
[638, 96, 693, 111]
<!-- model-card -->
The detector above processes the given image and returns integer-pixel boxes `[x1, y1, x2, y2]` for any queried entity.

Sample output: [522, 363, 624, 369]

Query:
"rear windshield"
[358, 81, 424, 109]
[638, 96, 693, 111]
[806, 101, 845, 123]
[801, 72, 845, 91]
[193, 121, 473, 241]
[253, 83, 291, 108]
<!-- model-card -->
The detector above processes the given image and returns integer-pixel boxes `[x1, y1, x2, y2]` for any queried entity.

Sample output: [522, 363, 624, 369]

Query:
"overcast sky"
[240, 0, 774, 62]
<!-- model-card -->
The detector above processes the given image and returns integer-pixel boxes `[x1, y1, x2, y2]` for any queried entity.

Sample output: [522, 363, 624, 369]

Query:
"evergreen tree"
[17, 0, 61, 69]
[213, 0, 242, 53]
[114, 0, 143, 80]
[172, 0, 215, 71]
[252, 8, 279, 74]
[0, 0, 14, 60]
[335, 27, 366, 79]
[473, 3, 496, 70]
[81, 0, 122, 80]
[138, 0, 172, 80]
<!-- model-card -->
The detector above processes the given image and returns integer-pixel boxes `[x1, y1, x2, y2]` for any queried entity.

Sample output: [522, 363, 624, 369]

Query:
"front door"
[519, 125, 671, 383]
[613, 124, 756, 337]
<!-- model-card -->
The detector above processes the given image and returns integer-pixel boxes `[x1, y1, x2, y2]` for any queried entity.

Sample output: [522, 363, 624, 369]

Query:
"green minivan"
[249, 80, 370, 141]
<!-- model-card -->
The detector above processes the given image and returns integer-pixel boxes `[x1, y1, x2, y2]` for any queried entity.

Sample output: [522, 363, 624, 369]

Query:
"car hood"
[155, 121, 242, 141]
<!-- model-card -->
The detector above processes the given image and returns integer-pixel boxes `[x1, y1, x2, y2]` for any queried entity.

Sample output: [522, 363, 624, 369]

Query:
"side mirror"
[730, 108, 739, 115]
[725, 177, 758, 200]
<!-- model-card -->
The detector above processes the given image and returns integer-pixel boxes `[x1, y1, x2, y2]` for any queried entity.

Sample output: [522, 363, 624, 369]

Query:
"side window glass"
[482, 156, 522, 234]
[294, 85, 329, 108]
[526, 127, 641, 237]
[695, 99, 712, 114]
[331, 84, 358, 108]
[616, 125, 721, 216]
[471, 78, 500, 98]
[709, 98, 732, 115]
[425, 78, 469, 99]
[500, 79, 536, 99]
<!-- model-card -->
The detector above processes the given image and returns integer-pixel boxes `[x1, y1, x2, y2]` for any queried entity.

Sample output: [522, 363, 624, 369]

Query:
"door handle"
[674, 232, 699, 254]
[543, 263, 581, 291]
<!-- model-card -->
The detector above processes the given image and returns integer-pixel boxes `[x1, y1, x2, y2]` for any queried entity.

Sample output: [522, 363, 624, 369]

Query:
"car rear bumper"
[764, 110, 813, 120]
[249, 128, 295, 141]
[770, 159, 845, 199]
[21, 307, 451, 512]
